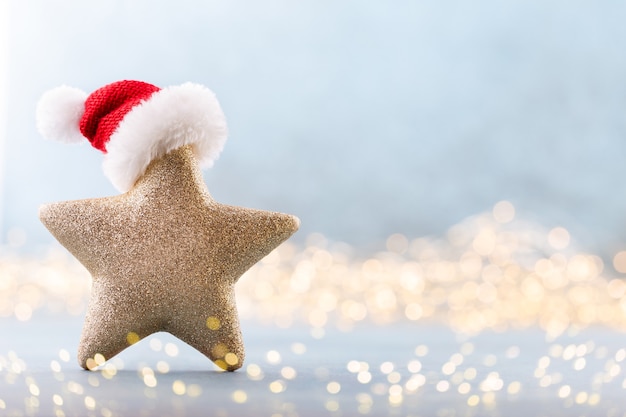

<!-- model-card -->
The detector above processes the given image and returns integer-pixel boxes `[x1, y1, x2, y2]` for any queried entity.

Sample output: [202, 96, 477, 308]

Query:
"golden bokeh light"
[126, 332, 140, 346]
[493, 200, 515, 224]
[280, 366, 297, 380]
[265, 350, 281, 365]
[231, 390, 247, 403]
[326, 381, 341, 394]
[613, 251, 626, 274]
[246, 364, 263, 380]
[186, 384, 202, 398]
[234, 202, 626, 338]
[224, 353, 239, 366]
[172, 380, 186, 395]
[1, 193, 626, 417]
[548, 227, 570, 250]
[164, 343, 179, 357]
[269, 380, 285, 394]
[206, 316, 221, 331]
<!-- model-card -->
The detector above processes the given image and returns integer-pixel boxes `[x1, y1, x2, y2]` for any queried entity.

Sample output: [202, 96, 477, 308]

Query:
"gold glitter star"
[39, 145, 299, 371]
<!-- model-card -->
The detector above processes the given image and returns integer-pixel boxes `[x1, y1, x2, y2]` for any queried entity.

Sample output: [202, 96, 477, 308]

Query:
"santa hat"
[36, 80, 228, 192]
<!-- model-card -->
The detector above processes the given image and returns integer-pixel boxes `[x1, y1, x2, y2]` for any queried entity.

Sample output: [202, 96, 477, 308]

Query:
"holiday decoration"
[36, 80, 300, 371]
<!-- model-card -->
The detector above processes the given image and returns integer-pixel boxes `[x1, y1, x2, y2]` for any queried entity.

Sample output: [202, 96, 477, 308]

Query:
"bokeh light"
[2, 201, 626, 415]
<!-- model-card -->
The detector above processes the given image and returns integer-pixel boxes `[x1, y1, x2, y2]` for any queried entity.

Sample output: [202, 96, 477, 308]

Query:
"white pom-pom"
[36, 85, 88, 143]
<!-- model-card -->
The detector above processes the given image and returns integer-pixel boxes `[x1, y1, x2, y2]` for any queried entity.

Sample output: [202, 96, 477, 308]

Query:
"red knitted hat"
[36, 80, 228, 192]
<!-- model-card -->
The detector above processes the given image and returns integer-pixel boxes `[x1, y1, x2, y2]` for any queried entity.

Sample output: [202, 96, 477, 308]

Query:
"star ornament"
[36, 81, 299, 371]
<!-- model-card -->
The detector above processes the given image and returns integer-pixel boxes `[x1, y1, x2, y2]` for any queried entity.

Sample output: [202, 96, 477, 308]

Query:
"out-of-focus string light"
[2, 201, 626, 340]
[236, 201, 626, 338]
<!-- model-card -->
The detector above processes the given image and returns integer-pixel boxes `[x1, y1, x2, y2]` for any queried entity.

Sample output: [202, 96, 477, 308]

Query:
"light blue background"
[3, 0, 626, 256]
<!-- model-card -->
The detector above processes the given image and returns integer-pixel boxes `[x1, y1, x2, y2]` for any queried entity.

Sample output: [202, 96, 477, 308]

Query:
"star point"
[39, 145, 299, 371]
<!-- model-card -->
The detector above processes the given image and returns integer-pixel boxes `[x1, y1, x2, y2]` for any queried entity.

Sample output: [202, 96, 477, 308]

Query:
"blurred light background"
[3, 5, 626, 414]
[2, 0, 626, 260]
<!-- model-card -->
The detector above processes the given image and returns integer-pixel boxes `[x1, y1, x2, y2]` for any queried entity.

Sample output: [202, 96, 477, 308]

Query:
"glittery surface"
[38, 145, 300, 371]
